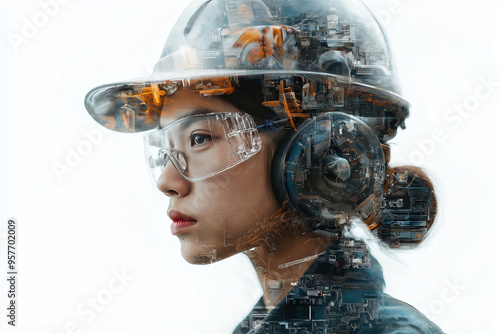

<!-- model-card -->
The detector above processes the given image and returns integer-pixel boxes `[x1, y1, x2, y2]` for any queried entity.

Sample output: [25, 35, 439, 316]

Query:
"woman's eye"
[191, 133, 212, 146]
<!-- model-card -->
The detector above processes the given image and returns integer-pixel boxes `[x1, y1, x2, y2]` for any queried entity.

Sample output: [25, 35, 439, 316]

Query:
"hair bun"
[369, 166, 438, 248]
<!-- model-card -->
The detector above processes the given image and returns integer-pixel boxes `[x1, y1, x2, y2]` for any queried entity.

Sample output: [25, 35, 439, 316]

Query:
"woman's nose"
[156, 159, 190, 197]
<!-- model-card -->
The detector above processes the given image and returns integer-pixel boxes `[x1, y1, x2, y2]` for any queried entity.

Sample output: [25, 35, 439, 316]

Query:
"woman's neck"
[246, 228, 335, 309]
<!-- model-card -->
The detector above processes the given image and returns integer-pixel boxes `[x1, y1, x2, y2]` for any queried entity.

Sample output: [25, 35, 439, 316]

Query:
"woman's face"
[156, 88, 281, 264]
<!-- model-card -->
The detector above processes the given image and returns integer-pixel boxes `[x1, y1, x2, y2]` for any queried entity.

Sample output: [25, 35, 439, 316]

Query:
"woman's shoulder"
[234, 241, 444, 333]
[357, 294, 445, 334]
[234, 294, 444, 334]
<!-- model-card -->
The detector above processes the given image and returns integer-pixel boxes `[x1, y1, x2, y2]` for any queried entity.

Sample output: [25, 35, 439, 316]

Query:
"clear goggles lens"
[144, 112, 262, 182]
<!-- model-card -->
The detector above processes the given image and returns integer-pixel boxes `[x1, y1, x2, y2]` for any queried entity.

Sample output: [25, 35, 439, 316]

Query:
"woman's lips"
[170, 220, 197, 235]
[168, 210, 197, 235]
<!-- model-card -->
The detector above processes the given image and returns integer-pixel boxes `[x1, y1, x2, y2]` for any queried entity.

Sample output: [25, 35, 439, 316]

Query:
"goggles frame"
[144, 111, 263, 182]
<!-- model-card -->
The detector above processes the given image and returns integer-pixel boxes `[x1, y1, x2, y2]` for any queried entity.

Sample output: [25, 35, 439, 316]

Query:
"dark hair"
[217, 78, 287, 147]
[218, 77, 279, 124]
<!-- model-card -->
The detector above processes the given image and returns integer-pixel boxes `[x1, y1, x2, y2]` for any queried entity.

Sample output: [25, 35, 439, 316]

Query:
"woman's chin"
[179, 241, 241, 264]
[180, 243, 222, 265]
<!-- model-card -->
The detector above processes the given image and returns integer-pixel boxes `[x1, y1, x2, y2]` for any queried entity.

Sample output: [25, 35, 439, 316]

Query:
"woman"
[85, 0, 443, 332]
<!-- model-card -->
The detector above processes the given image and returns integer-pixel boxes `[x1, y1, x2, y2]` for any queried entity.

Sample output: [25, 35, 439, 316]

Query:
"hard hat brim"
[84, 69, 410, 138]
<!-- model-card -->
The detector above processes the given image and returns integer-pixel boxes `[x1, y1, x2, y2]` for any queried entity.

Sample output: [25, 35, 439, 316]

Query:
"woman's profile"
[84, 0, 443, 332]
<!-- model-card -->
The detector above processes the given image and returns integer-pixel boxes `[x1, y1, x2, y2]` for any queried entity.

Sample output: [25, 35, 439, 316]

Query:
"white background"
[1, 0, 499, 333]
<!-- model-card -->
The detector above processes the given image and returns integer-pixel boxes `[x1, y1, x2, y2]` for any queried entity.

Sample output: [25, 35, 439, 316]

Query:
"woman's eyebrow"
[160, 108, 213, 128]
[173, 108, 213, 121]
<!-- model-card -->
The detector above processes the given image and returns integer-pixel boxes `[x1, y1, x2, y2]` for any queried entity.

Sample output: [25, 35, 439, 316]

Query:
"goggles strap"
[257, 117, 292, 133]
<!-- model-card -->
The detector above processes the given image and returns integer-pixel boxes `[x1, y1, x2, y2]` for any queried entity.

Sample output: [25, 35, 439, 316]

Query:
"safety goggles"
[144, 112, 262, 182]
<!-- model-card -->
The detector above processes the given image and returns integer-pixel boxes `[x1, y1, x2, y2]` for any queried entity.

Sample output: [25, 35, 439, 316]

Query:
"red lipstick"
[168, 210, 197, 235]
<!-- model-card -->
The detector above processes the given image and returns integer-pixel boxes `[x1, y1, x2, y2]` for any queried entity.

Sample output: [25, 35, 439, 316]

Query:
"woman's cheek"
[188, 191, 210, 211]
[200, 171, 249, 209]
[189, 181, 225, 211]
